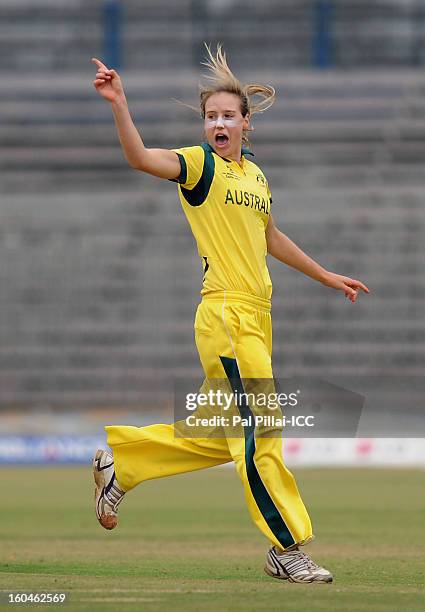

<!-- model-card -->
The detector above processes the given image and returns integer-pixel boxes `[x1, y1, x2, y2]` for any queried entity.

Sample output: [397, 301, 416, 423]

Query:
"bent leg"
[106, 423, 232, 491]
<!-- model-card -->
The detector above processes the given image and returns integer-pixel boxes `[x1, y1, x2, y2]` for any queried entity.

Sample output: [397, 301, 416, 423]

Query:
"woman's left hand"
[321, 272, 370, 303]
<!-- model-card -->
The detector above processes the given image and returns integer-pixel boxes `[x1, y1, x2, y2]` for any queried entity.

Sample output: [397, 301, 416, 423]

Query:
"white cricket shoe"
[93, 449, 125, 530]
[265, 546, 333, 583]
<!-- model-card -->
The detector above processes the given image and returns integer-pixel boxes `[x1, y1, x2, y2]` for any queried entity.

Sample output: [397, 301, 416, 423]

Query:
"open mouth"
[215, 133, 229, 147]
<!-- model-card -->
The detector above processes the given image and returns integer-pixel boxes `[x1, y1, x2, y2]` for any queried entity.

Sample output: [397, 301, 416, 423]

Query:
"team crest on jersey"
[256, 174, 267, 188]
[222, 164, 241, 180]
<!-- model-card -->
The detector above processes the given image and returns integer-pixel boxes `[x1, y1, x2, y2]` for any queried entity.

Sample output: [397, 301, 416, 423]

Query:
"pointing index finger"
[92, 57, 109, 71]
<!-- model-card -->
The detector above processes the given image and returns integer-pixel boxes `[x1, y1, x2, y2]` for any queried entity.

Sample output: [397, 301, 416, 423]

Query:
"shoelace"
[296, 551, 320, 570]
[275, 548, 320, 572]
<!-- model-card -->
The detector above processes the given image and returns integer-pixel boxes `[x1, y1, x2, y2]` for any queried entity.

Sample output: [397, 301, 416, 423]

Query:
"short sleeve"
[267, 181, 272, 204]
[259, 170, 272, 205]
[170, 146, 205, 189]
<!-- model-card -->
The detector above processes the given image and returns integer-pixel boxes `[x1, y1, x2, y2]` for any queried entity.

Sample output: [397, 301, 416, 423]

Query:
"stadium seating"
[1, 0, 424, 70]
[0, 1, 424, 413]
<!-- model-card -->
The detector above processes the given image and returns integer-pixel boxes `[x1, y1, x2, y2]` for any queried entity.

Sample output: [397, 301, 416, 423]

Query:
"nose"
[215, 116, 225, 128]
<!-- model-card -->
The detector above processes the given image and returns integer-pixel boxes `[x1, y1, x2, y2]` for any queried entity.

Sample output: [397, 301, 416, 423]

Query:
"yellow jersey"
[172, 143, 273, 301]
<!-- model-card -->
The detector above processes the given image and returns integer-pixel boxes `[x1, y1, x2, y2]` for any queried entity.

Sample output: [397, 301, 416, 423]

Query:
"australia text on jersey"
[224, 188, 271, 214]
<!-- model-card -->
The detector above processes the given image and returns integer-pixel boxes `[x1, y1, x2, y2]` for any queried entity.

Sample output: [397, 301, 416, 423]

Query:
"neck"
[219, 146, 242, 162]
[230, 148, 242, 162]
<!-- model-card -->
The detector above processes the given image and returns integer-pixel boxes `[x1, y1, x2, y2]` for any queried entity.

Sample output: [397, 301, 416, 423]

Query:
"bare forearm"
[265, 214, 370, 300]
[93, 59, 180, 179]
[268, 229, 327, 282]
[111, 97, 148, 169]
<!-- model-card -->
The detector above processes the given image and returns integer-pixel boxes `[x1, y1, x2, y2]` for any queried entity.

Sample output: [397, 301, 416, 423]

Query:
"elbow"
[128, 151, 150, 172]
[129, 161, 147, 172]
[128, 157, 144, 171]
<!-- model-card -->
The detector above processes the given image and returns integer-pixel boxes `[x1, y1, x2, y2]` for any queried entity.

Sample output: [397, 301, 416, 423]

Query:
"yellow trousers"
[106, 290, 313, 550]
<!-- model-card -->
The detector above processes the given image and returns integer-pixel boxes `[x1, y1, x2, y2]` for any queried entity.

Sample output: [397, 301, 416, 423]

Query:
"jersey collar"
[241, 146, 254, 157]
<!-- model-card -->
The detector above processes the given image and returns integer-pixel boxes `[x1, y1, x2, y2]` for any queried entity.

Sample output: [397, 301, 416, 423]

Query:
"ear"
[243, 113, 251, 130]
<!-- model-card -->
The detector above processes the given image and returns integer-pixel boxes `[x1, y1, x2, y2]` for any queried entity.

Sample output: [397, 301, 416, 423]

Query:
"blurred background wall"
[0, 0, 424, 463]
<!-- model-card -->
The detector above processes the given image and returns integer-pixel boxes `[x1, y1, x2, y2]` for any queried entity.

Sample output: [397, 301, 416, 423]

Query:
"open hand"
[92, 57, 125, 103]
[321, 272, 370, 303]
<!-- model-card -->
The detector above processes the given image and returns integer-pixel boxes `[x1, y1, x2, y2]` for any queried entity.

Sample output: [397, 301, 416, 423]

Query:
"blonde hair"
[199, 43, 276, 146]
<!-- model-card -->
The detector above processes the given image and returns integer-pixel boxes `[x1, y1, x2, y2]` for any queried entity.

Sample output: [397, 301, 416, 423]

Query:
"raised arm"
[92, 58, 181, 180]
[266, 214, 370, 303]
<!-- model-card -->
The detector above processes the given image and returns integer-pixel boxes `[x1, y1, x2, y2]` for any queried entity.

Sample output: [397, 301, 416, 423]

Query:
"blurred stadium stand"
[0, 1, 424, 453]
[1, 0, 425, 70]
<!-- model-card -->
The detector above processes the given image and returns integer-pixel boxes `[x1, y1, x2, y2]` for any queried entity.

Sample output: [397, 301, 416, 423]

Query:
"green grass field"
[0, 466, 424, 611]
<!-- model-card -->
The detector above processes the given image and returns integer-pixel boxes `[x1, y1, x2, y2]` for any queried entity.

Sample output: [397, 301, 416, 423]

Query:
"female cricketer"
[91, 46, 369, 584]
